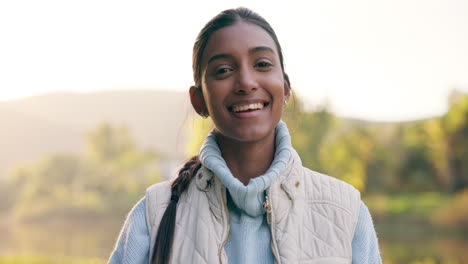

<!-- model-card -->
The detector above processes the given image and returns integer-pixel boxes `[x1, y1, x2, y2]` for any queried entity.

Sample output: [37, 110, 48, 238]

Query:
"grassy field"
[0, 255, 106, 264]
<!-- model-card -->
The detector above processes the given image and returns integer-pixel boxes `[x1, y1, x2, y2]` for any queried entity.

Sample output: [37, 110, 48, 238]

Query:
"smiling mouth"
[229, 102, 270, 113]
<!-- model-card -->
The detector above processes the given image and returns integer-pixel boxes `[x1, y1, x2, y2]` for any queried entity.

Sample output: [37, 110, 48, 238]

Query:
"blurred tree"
[290, 106, 336, 173]
[365, 124, 401, 193]
[9, 155, 93, 219]
[7, 123, 161, 220]
[318, 123, 373, 192]
[442, 91, 468, 192]
[422, 119, 452, 190]
[85, 123, 141, 165]
[398, 122, 439, 192]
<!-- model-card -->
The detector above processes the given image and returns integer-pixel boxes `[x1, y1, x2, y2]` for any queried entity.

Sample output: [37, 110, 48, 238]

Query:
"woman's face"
[194, 21, 290, 144]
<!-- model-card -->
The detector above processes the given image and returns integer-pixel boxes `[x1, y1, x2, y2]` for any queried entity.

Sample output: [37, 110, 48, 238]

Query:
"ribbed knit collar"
[199, 120, 292, 217]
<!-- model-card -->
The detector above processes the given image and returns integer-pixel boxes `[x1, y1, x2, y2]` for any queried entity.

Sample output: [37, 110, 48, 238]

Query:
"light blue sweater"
[109, 122, 382, 264]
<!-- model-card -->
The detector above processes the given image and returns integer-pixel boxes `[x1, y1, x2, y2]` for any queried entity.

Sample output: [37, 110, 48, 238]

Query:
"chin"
[219, 122, 276, 144]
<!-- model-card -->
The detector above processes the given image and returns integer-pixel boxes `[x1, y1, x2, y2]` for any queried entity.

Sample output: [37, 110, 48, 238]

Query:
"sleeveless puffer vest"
[145, 150, 361, 264]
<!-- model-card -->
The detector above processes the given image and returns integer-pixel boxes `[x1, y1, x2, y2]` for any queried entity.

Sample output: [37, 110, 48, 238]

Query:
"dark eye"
[255, 61, 273, 69]
[216, 67, 232, 75]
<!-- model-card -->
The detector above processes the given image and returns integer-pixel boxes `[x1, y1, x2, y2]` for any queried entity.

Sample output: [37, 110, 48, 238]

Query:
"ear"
[189, 86, 208, 117]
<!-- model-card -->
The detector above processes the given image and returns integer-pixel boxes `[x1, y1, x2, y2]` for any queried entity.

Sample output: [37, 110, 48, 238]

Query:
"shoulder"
[145, 180, 172, 208]
[288, 149, 360, 199]
[298, 167, 362, 227]
[146, 180, 172, 195]
[301, 166, 361, 198]
[144, 180, 173, 232]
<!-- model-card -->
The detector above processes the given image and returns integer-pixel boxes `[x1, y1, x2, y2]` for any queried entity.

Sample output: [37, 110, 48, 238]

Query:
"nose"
[235, 67, 258, 95]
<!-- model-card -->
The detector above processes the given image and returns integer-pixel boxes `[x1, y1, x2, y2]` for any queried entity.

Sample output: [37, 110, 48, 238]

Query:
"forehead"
[202, 22, 278, 64]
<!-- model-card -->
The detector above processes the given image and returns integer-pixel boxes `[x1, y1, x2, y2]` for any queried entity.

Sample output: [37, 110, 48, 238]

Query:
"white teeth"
[232, 103, 264, 113]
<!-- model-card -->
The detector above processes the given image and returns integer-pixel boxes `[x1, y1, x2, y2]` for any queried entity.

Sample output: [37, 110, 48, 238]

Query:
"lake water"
[0, 218, 467, 263]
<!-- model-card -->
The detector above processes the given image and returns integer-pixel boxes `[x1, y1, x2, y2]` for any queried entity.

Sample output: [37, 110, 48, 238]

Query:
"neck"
[215, 131, 276, 186]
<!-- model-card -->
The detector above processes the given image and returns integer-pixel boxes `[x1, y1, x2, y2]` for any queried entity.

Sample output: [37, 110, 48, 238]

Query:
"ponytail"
[151, 155, 202, 264]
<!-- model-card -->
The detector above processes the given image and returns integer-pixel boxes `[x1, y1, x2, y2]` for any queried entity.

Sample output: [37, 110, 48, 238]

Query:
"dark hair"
[152, 155, 201, 264]
[152, 7, 290, 264]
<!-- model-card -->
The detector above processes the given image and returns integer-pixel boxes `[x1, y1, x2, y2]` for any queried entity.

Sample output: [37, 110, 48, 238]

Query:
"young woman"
[109, 7, 382, 264]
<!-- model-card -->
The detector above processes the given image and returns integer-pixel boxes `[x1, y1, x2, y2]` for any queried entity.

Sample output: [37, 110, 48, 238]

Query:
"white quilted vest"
[145, 150, 361, 264]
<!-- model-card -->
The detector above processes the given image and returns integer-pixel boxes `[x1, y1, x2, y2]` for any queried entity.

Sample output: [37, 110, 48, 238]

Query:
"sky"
[0, 0, 467, 121]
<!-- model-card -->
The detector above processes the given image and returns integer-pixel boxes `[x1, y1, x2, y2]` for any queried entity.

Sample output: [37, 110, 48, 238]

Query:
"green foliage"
[364, 192, 450, 222]
[319, 124, 373, 191]
[6, 123, 162, 220]
[289, 106, 336, 173]
[422, 119, 452, 189]
[441, 91, 468, 191]
[398, 122, 439, 191]
[288, 105, 381, 192]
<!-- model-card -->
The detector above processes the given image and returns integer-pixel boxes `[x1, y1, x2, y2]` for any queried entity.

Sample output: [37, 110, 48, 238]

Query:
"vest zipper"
[263, 195, 272, 224]
[219, 187, 230, 264]
[265, 190, 281, 264]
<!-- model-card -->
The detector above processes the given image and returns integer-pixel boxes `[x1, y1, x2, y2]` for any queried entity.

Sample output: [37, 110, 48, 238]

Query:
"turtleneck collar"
[199, 120, 292, 217]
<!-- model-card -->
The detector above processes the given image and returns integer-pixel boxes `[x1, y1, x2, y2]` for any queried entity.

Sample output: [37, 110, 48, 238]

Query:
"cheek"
[265, 75, 286, 100]
[203, 85, 226, 113]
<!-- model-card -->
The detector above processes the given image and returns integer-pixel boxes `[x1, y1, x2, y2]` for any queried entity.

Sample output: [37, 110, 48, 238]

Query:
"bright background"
[1, 1, 468, 264]
[1, 0, 467, 121]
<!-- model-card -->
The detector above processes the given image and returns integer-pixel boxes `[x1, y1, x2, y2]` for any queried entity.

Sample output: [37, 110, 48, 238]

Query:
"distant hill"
[0, 90, 194, 178]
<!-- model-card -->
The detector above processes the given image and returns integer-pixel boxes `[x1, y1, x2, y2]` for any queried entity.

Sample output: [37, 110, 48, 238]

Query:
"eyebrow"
[207, 46, 275, 64]
[207, 53, 232, 64]
[249, 46, 275, 54]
